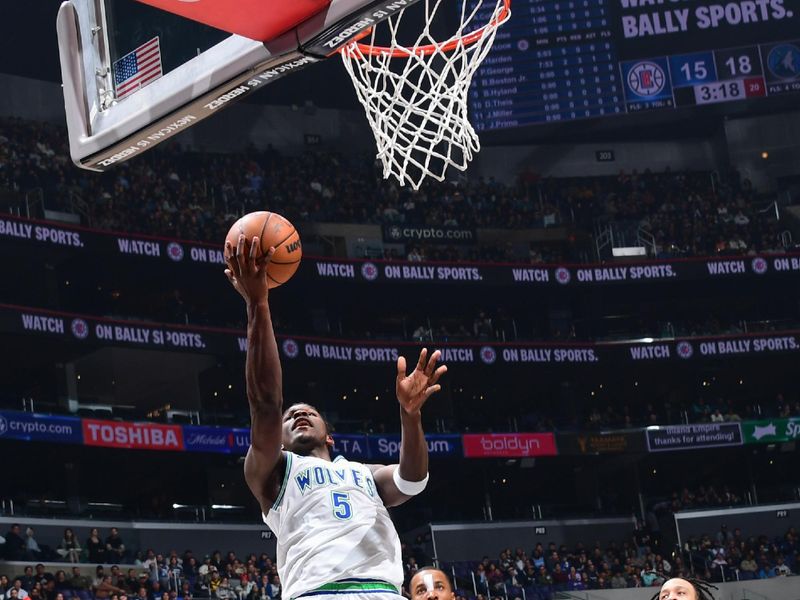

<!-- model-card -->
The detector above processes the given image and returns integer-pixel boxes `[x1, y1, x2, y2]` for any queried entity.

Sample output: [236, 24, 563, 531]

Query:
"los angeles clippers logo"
[167, 242, 184, 262]
[676, 341, 694, 359]
[628, 62, 665, 97]
[361, 262, 379, 281]
[480, 346, 497, 364]
[282, 339, 299, 358]
[751, 257, 768, 275]
[71, 318, 89, 340]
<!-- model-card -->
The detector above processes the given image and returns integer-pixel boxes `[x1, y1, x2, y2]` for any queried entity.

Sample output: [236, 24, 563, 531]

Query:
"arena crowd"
[0, 524, 796, 600]
[0, 118, 790, 263]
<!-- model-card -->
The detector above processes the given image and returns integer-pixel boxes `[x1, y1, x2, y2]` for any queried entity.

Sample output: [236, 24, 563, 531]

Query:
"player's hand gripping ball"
[224, 211, 302, 288]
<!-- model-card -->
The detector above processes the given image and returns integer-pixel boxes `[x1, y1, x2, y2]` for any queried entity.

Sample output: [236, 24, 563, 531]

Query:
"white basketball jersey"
[263, 452, 403, 600]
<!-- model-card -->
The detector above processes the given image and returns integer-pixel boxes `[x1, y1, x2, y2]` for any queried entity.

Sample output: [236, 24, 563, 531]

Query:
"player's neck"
[307, 446, 333, 461]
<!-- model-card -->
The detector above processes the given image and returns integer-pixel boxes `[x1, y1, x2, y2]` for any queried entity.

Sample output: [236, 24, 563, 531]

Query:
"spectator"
[11, 581, 28, 600]
[4, 525, 26, 560]
[551, 564, 568, 589]
[86, 529, 106, 564]
[176, 582, 192, 600]
[25, 529, 43, 560]
[33, 567, 53, 589]
[473, 311, 493, 340]
[57, 529, 82, 563]
[18, 570, 35, 593]
[265, 576, 280, 600]
[106, 528, 126, 563]
[535, 565, 552, 588]
[740, 550, 758, 579]
[166, 558, 182, 592]
[207, 572, 221, 598]
[610, 571, 627, 589]
[53, 571, 72, 600]
[68, 568, 91, 600]
[214, 578, 235, 600]
[774, 557, 791, 576]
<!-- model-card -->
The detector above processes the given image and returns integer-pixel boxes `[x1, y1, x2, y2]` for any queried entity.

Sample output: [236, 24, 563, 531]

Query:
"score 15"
[669, 51, 717, 87]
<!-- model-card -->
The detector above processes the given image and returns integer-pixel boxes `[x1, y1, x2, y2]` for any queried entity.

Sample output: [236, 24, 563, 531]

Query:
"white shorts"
[293, 579, 403, 600]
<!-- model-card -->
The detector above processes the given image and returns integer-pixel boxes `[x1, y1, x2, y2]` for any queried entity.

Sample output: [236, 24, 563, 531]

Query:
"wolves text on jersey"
[294, 464, 377, 499]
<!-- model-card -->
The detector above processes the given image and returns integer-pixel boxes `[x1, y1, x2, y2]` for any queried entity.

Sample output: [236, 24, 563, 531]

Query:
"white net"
[340, 0, 510, 190]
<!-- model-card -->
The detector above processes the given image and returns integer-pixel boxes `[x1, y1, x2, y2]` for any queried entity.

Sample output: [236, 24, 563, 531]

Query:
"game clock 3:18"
[694, 80, 745, 105]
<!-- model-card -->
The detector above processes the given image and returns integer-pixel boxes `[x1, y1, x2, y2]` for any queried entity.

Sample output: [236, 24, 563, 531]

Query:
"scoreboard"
[469, 0, 800, 130]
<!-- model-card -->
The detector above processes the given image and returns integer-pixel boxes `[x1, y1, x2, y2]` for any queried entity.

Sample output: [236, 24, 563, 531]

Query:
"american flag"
[113, 36, 163, 100]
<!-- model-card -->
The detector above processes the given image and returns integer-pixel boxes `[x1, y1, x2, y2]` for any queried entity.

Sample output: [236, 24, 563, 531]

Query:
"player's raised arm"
[225, 234, 285, 509]
[371, 348, 447, 507]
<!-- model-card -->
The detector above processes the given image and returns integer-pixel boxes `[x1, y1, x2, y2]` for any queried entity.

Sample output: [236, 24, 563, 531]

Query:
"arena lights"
[212, 504, 244, 510]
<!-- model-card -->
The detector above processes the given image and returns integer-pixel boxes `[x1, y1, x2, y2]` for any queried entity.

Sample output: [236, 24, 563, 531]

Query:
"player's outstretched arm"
[370, 348, 446, 507]
[225, 235, 285, 510]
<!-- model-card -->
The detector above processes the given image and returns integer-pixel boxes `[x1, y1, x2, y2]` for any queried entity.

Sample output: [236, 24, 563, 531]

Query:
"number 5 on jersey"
[331, 492, 353, 520]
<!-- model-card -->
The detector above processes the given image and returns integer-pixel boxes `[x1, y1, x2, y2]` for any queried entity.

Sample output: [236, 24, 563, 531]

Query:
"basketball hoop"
[339, 0, 511, 190]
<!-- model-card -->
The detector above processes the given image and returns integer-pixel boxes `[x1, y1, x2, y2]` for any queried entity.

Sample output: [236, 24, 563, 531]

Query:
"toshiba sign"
[462, 433, 558, 458]
[82, 419, 184, 451]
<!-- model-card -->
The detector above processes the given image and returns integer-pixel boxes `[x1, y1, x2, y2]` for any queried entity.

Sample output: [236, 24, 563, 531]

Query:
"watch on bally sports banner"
[6, 214, 800, 288]
[611, 0, 799, 60]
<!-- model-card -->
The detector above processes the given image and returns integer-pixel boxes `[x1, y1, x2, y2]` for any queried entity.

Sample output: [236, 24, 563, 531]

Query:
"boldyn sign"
[462, 433, 558, 458]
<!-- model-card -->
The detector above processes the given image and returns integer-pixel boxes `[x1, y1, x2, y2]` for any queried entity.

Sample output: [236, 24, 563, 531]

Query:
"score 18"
[713, 46, 763, 79]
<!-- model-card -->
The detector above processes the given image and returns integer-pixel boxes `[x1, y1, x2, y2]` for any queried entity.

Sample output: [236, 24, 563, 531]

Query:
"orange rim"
[341, 0, 510, 58]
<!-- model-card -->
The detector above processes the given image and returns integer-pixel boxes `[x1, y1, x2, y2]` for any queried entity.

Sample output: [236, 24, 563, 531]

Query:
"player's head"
[409, 568, 455, 600]
[281, 403, 334, 455]
[651, 578, 717, 600]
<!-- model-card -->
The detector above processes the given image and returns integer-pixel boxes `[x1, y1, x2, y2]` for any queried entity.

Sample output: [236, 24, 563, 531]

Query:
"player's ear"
[325, 434, 335, 449]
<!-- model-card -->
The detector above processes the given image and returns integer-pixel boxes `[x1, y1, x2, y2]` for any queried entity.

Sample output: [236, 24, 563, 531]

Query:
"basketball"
[224, 211, 302, 288]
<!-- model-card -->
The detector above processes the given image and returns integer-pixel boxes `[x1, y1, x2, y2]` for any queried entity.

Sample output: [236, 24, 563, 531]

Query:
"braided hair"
[648, 578, 718, 600]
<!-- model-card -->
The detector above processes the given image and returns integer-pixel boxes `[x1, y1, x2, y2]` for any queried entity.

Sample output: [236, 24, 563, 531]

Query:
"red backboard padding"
[136, 0, 332, 42]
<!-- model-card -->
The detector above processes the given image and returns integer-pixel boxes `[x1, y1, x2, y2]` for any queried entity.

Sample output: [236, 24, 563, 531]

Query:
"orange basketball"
[224, 211, 302, 288]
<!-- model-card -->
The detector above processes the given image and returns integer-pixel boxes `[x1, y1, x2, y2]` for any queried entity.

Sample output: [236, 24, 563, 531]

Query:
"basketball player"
[650, 578, 717, 600]
[224, 235, 447, 600]
[409, 568, 456, 600]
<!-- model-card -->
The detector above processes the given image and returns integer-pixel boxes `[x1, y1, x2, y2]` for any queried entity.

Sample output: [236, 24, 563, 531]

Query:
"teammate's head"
[281, 403, 334, 455]
[651, 578, 717, 600]
[409, 568, 455, 600]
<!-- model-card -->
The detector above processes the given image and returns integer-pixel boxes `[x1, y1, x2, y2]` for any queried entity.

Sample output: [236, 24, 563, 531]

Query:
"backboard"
[57, 0, 425, 171]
